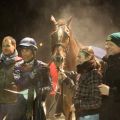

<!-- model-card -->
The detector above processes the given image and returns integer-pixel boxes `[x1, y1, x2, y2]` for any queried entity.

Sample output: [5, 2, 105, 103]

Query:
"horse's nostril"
[54, 56, 64, 63]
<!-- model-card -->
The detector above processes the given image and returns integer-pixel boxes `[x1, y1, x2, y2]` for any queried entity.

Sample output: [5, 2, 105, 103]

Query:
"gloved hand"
[58, 71, 67, 85]
[10, 82, 17, 91]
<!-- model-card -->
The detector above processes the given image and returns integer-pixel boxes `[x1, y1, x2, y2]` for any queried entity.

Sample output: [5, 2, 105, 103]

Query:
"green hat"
[106, 32, 120, 47]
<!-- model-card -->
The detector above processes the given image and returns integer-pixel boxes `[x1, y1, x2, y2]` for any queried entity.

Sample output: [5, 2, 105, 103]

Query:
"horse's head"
[51, 43, 66, 70]
[50, 15, 72, 69]
[50, 15, 72, 49]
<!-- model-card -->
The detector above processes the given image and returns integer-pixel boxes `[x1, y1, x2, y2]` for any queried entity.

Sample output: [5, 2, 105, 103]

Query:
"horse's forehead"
[57, 25, 69, 38]
[51, 25, 68, 43]
[57, 19, 66, 25]
[50, 21, 70, 51]
[57, 19, 68, 30]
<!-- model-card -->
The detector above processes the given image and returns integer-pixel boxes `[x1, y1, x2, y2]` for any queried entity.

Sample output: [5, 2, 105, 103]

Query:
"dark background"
[0, 0, 120, 61]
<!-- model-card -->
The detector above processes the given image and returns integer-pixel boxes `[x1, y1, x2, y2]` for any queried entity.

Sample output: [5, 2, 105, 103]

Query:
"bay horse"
[47, 15, 81, 120]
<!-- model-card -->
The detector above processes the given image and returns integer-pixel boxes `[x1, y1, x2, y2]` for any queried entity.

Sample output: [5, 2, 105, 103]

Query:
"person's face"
[105, 41, 120, 56]
[76, 51, 91, 65]
[21, 48, 34, 62]
[2, 39, 16, 55]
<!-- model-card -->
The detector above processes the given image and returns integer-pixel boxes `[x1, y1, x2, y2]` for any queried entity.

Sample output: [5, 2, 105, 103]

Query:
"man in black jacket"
[99, 32, 120, 120]
[0, 36, 22, 120]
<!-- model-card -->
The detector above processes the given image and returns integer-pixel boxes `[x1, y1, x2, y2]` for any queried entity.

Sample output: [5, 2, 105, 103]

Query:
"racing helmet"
[19, 37, 38, 50]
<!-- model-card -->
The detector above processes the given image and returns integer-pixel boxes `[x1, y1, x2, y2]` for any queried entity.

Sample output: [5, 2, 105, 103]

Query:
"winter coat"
[74, 58, 102, 117]
[100, 53, 120, 120]
[13, 59, 51, 120]
[0, 51, 22, 103]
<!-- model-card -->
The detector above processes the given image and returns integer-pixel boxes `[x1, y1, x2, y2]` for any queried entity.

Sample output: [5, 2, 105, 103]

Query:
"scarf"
[0, 50, 18, 66]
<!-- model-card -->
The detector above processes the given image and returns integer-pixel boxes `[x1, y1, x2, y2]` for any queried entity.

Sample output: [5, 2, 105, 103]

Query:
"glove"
[58, 71, 67, 85]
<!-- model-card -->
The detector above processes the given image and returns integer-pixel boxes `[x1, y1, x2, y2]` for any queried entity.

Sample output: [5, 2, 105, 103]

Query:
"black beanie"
[106, 32, 120, 47]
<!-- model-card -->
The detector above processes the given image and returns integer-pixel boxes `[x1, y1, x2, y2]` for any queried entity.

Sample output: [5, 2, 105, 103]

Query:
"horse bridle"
[50, 24, 71, 53]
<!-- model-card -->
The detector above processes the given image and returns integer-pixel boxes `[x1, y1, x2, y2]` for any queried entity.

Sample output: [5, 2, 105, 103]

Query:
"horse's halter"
[51, 24, 70, 48]
[57, 24, 70, 43]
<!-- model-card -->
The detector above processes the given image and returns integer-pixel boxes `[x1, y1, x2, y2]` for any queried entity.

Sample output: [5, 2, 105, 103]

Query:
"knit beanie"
[106, 32, 120, 47]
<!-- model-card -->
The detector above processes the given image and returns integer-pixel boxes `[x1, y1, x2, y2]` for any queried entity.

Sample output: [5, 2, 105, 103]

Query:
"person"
[98, 32, 120, 120]
[73, 46, 102, 120]
[0, 36, 22, 120]
[13, 37, 51, 120]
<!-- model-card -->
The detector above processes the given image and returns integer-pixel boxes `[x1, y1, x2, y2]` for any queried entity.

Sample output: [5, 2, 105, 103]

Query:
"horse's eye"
[51, 33, 58, 42]
[66, 29, 69, 34]
[62, 32, 69, 40]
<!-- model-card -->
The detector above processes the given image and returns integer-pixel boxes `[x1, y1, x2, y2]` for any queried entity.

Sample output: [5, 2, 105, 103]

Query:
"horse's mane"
[64, 27, 81, 71]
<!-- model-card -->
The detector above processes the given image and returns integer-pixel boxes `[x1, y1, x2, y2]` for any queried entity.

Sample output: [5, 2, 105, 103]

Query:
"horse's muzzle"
[53, 55, 64, 64]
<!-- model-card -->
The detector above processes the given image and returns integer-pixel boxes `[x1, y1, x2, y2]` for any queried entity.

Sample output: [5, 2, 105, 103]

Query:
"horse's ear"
[51, 15, 57, 25]
[67, 16, 72, 27]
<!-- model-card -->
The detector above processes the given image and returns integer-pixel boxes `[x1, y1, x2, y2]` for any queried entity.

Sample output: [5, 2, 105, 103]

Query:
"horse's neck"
[65, 36, 80, 71]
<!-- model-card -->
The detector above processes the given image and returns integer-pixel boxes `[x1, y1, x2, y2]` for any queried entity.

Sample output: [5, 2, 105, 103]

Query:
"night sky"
[0, 0, 120, 61]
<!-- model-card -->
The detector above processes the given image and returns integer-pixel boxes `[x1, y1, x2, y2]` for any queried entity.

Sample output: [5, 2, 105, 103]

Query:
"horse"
[50, 15, 81, 71]
[46, 15, 81, 120]
[50, 43, 77, 120]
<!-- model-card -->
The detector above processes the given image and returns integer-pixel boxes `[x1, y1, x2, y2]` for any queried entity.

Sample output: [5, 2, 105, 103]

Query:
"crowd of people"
[0, 32, 120, 120]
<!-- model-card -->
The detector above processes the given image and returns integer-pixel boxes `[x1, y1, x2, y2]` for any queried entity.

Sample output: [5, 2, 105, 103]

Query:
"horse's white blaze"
[58, 27, 63, 42]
